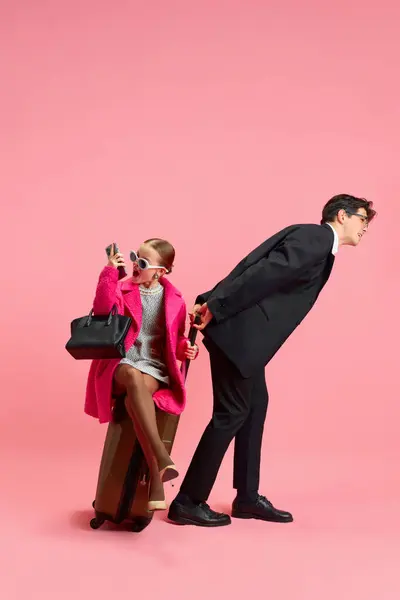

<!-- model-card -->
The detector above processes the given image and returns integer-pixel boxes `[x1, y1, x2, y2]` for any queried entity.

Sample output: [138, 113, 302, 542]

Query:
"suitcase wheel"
[131, 517, 152, 533]
[90, 517, 105, 530]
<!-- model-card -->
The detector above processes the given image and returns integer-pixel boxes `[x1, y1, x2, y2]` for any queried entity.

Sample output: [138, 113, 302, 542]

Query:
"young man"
[168, 194, 376, 527]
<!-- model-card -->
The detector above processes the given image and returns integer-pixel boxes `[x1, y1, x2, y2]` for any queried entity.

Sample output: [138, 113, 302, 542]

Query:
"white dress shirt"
[326, 222, 339, 255]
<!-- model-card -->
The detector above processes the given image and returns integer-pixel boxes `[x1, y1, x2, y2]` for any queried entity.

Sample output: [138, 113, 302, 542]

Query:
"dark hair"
[144, 238, 175, 274]
[321, 194, 376, 225]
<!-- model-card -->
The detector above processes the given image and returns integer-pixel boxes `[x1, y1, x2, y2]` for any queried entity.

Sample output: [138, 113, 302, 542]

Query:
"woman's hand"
[107, 244, 126, 270]
[184, 341, 199, 360]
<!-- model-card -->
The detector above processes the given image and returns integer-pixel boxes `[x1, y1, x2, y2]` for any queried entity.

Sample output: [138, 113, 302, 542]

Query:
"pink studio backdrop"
[1, 2, 399, 599]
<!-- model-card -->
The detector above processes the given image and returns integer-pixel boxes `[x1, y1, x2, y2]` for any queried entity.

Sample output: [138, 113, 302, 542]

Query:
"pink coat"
[84, 266, 193, 423]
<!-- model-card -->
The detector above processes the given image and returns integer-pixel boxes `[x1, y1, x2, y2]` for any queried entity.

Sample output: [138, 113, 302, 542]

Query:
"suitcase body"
[89, 317, 199, 532]
[90, 401, 180, 532]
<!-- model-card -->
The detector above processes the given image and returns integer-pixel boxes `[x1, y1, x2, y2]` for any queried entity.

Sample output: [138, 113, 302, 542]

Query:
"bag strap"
[106, 305, 118, 326]
[85, 304, 118, 327]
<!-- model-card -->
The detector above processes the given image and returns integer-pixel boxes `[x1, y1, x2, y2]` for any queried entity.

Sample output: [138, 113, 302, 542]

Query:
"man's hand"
[191, 302, 213, 330]
[189, 304, 202, 325]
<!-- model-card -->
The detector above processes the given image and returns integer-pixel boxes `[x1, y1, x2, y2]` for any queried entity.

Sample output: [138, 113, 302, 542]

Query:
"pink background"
[1, 1, 399, 599]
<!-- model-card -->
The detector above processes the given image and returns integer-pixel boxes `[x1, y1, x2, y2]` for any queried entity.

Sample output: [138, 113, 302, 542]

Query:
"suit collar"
[324, 223, 339, 255]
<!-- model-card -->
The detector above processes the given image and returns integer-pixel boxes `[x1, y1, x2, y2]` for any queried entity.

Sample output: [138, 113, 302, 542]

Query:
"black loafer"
[168, 495, 231, 527]
[232, 495, 293, 523]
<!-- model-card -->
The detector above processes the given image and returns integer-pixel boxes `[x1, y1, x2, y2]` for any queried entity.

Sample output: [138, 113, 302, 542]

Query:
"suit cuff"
[196, 293, 207, 305]
[207, 297, 225, 324]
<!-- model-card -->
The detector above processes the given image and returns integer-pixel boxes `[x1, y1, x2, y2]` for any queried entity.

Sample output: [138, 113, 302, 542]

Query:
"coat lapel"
[120, 278, 142, 334]
[162, 278, 183, 328]
[120, 277, 182, 333]
[162, 279, 184, 383]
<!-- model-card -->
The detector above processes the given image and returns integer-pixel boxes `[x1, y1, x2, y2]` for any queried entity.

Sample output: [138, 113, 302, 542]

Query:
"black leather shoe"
[232, 494, 293, 523]
[168, 495, 231, 527]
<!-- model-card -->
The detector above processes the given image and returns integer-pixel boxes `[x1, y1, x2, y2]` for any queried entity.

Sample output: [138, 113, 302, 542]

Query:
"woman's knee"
[115, 364, 143, 390]
[142, 374, 160, 397]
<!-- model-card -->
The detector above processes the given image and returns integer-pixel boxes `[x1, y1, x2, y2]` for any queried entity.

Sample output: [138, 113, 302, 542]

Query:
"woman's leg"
[114, 365, 172, 468]
[113, 365, 175, 505]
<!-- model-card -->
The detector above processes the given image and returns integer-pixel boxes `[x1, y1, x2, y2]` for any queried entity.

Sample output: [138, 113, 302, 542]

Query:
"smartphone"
[105, 242, 127, 279]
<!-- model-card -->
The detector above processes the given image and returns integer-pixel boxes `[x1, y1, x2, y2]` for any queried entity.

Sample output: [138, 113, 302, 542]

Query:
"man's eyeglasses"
[345, 211, 369, 227]
[130, 250, 165, 271]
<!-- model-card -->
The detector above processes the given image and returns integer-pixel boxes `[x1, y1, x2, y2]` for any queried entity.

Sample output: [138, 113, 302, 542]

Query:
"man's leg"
[168, 342, 254, 526]
[233, 370, 269, 501]
[231, 372, 293, 523]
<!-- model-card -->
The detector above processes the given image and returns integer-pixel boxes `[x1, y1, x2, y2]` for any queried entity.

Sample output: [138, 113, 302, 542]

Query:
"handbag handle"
[85, 305, 118, 327]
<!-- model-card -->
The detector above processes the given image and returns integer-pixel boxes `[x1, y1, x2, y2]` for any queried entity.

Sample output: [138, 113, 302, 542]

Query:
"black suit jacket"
[196, 224, 335, 378]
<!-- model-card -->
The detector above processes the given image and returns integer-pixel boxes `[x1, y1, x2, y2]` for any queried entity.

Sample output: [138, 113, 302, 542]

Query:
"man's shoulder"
[254, 223, 331, 255]
[285, 223, 328, 234]
[284, 223, 333, 243]
[272, 223, 333, 259]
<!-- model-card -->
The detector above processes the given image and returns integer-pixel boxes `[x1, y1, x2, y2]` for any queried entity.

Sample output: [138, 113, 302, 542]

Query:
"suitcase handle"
[182, 313, 202, 379]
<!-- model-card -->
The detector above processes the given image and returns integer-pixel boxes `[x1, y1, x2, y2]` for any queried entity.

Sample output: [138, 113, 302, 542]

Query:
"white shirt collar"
[326, 223, 339, 255]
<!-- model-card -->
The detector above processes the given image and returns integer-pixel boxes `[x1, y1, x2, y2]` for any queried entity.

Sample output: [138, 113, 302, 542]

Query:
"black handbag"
[65, 305, 132, 360]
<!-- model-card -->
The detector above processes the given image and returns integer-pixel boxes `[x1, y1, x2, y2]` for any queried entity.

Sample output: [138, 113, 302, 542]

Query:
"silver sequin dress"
[119, 284, 169, 384]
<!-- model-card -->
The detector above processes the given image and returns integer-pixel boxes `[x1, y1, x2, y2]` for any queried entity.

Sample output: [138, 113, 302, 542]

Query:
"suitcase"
[89, 318, 199, 533]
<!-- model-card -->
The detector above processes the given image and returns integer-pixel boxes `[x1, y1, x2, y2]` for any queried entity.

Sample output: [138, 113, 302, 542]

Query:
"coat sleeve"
[93, 266, 119, 314]
[207, 227, 332, 323]
[196, 286, 218, 305]
[195, 245, 264, 305]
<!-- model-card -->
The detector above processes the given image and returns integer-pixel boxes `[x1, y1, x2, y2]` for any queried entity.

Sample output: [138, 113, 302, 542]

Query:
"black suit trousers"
[180, 340, 269, 502]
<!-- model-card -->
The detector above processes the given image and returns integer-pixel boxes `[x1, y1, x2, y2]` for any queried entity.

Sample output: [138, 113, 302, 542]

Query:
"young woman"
[85, 239, 198, 511]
